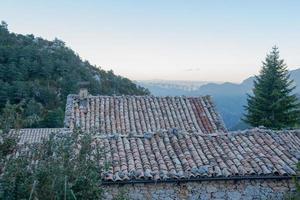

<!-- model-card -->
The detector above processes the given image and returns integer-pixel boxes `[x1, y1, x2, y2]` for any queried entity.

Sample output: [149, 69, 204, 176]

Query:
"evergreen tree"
[244, 46, 300, 129]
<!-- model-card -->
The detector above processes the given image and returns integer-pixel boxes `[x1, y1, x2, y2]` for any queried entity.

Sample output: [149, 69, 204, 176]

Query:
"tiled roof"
[64, 95, 226, 134]
[10, 128, 67, 144]
[98, 128, 300, 182]
[10, 128, 300, 182]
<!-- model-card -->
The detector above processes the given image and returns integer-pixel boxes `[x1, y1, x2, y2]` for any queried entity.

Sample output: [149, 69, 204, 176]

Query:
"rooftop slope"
[13, 128, 300, 182]
[10, 128, 67, 144]
[99, 128, 300, 182]
[64, 95, 226, 134]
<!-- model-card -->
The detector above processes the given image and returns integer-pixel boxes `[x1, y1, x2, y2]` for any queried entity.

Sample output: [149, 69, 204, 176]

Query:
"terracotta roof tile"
[64, 95, 226, 134]
[10, 128, 66, 144]
[97, 128, 300, 182]
[12, 128, 300, 182]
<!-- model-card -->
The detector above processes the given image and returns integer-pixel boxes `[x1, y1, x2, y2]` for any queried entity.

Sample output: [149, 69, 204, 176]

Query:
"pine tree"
[244, 46, 300, 129]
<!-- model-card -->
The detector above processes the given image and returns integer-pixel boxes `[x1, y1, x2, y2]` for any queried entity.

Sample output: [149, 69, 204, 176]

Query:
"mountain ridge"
[137, 68, 300, 130]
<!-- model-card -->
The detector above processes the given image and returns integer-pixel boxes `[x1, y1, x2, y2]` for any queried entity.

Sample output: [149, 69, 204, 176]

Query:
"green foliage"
[1, 129, 105, 199]
[0, 21, 149, 128]
[0, 100, 43, 131]
[0, 100, 20, 176]
[113, 187, 129, 200]
[288, 163, 300, 200]
[295, 170, 300, 197]
[0, 101, 25, 131]
[41, 108, 64, 128]
[0, 130, 17, 175]
[244, 46, 300, 129]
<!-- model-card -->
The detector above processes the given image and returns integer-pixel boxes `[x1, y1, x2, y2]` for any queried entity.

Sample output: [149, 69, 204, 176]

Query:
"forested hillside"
[0, 22, 149, 128]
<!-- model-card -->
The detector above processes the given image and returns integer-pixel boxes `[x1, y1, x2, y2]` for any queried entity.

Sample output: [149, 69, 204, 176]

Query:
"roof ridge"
[93, 128, 300, 139]
[66, 94, 212, 98]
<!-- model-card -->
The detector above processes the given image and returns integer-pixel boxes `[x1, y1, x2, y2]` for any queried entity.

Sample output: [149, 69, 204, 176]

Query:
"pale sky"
[1, 0, 300, 82]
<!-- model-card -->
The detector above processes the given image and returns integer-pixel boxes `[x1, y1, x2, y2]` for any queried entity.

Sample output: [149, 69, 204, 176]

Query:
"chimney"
[78, 81, 89, 99]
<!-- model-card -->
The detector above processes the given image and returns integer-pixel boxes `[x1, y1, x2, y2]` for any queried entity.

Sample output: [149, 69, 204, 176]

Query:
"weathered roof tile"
[12, 127, 300, 182]
[10, 128, 66, 144]
[93, 128, 300, 182]
[64, 95, 227, 134]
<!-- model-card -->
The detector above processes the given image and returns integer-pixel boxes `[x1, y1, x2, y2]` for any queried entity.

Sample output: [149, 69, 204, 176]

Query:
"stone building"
[12, 91, 300, 199]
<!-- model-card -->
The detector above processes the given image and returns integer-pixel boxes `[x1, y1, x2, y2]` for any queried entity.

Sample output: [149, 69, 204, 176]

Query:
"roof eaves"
[101, 175, 299, 185]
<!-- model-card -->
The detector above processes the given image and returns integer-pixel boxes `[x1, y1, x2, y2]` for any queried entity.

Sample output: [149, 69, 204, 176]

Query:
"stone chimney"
[78, 81, 89, 99]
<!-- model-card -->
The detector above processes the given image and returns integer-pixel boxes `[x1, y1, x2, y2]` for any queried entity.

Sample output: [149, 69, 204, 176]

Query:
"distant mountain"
[136, 80, 211, 95]
[137, 68, 300, 130]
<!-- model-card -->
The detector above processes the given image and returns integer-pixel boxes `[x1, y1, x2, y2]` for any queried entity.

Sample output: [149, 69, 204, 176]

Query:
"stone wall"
[103, 179, 295, 200]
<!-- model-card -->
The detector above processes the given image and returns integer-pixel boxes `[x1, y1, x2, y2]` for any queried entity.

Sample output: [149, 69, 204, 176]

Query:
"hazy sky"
[1, 0, 300, 82]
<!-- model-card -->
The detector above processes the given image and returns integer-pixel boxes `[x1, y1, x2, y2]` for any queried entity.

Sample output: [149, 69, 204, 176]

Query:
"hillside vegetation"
[0, 22, 149, 128]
